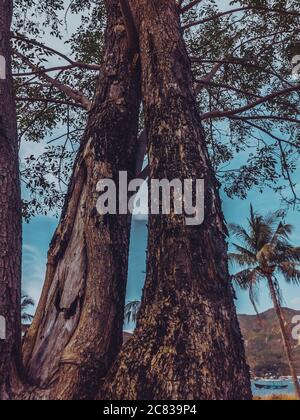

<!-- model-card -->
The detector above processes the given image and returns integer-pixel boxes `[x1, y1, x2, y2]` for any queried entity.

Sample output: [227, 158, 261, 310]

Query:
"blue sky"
[22, 182, 300, 319]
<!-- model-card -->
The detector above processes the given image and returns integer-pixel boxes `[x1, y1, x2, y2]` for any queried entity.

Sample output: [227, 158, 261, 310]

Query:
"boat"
[255, 383, 288, 390]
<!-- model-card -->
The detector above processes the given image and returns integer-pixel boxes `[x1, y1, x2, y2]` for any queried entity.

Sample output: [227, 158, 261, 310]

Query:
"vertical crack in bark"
[22, 162, 87, 370]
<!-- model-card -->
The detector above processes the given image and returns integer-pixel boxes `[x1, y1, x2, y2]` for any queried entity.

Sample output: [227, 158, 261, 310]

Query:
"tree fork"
[103, 0, 252, 400]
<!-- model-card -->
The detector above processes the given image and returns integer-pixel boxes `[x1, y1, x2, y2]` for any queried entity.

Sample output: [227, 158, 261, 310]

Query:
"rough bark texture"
[267, 276, 300, 399]
[0, 0, 22, 400]
[103, 0, 252, 400]
[22, 0, 141, 400]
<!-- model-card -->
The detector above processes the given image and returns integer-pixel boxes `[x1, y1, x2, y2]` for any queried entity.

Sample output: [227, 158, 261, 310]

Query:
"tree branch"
[183, 6, 300, 30]
[180, 0, 204, 14]
[192, 56, 298, 92]
[14, 64, 78, 77]
[12, 33, 101, 71]
[201, 83, 300, 120]
[16, 97, 86, 109]
[14, 66, 100, 80]
[198, 60, 225, 84]
[228, 115, 300, 125]
[243, 120, 300, 150]
[197, 80, 261, 99]
[14, 50, 92, 110]
[278, 141, 299, 203]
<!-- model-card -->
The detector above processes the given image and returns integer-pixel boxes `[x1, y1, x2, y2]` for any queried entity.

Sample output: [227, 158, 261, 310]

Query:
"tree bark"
[22, 0, 141, 400]
[103, 0, 252, 400]
[0, 0, 23, 400]
[267, 276, 300, 399]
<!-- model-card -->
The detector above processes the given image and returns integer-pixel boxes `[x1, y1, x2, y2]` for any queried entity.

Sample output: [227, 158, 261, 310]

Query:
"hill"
[239, 308, 300, 377]
[123, 308, 300, 378]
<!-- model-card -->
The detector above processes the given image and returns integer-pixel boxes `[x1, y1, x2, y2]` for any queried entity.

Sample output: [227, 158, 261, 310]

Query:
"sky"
[22, 182, 300, 319]
[19, 1, 300, 321]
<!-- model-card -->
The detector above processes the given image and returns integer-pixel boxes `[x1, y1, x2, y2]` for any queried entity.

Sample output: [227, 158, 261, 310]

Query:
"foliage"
[12, 0, 106, 219]
[11, 0, 300, 219]
[183, 0, 300, 207]
[125, 301, 141, 324]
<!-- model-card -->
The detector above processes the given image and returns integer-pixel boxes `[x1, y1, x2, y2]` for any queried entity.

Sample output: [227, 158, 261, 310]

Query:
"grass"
[254, 394, 297, 400]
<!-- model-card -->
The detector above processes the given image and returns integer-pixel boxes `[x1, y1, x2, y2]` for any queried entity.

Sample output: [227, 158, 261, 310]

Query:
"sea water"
[252, 380, 296, 397]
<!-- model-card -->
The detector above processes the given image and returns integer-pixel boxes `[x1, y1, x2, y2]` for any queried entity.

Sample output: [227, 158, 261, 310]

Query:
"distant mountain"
[123, 331, 133, 344]
[123, 308, 300, 378]
[239, 308, 300, 377]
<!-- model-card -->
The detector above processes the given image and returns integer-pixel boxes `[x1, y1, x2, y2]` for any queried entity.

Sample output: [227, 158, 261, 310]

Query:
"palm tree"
[229, 205, 300, 399]
[21, 293, 34, 323]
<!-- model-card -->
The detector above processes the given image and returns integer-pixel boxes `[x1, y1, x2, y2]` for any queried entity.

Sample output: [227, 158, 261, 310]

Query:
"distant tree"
[21, 294, 34, 323]
[230, 206, 300, 399]
[125, 301, 141, 324]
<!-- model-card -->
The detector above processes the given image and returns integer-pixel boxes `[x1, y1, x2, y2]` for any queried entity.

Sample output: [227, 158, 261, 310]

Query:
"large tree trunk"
[0, 0, 23, 400]
[22, 0, 141, 400]
[267, 276, 300, 399]
[103, 0, 252, 400]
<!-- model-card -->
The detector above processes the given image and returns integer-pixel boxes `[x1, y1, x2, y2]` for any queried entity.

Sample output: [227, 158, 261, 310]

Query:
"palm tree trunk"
[267, 276, 300, 399]
[22, 0, 141, 400]
[102, 0, 252, 400]
[0, 0, 23, 399]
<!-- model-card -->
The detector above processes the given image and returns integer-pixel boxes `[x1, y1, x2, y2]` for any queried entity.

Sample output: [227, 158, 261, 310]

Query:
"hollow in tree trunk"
[0, 0, 22, 400]
[267, 276, 300, 399]
[103, 0, 252, 400]
[22, 0, 141, 400]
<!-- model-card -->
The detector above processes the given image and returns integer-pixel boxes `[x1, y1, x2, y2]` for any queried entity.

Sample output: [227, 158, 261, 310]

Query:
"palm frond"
[21, 296, 35, 309]
[277, 262, 300, 285]
[256, 223, 273, 251]
[125, 301, 141, 324]
[271, 222, 294, 246]
[228, 223, 256, 252]
[22, 313, 34, 322]
[231, 268, 259, 290]
[263, 214, 276, 228]
[272, 245, 300, 264]
[21, 292, 35, 324]
[249, 204, 257, 228]
[232, 267, 262, 321]
[228, 252, 256, 268]
[232, 244, 257, 263]
[247, 206, 272, 250]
